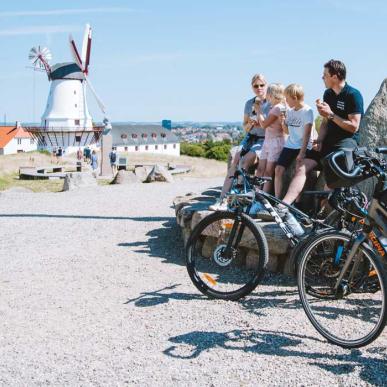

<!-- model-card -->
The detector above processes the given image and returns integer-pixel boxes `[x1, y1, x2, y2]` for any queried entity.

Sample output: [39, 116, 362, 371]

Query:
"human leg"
[262, 161, 276, 192]
[282, 158, 318, 205]
[274, 165, 285, 198]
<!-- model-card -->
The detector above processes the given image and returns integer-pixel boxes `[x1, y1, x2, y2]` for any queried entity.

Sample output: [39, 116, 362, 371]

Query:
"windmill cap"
[50, 62, 85, 80]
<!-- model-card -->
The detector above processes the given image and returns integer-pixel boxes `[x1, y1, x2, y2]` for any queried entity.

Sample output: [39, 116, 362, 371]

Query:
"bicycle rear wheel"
[297, 230, 387, 348]
[186, 211, 268, 300]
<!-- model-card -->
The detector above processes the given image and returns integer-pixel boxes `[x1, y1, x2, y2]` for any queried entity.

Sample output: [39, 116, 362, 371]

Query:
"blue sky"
[0, 0, 386, 123]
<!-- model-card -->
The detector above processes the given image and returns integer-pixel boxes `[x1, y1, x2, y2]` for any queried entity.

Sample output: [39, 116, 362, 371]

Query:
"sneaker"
[209, 198, 228, 211]
[249, 201, 273, 221]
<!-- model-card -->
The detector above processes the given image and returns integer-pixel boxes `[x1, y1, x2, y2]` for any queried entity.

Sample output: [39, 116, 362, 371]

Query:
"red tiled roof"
[0, 125, 32, 148]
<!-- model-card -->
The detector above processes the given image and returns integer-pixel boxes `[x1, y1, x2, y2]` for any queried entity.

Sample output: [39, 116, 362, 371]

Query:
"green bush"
[205, 144, 231, 161]
[180, 143, 206, 158]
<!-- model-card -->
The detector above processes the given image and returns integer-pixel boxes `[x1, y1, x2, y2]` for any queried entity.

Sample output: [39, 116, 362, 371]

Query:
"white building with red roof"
[0, 122, 37, 155]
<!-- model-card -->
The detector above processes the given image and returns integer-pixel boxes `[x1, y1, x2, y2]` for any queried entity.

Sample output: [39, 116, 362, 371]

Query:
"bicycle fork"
[334, 233, 366, 295]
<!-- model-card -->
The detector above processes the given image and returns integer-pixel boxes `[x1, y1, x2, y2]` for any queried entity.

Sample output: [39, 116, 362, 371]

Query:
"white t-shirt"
[285, 104, 315, 149]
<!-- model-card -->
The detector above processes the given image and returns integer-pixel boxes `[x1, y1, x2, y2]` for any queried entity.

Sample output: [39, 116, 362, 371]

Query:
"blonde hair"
[251, 73, 266, 85]
[285, 83, 305, 101]
[266, 83, 285, 103]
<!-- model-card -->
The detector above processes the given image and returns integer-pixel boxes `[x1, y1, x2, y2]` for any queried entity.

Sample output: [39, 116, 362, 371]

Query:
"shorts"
[240, 136, 265, 158]
[260, 137, 285, 162]
[277, 147, 322, 168]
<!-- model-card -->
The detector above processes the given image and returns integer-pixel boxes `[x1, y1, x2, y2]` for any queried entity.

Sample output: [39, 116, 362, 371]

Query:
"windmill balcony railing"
[24, 126, 104, 148]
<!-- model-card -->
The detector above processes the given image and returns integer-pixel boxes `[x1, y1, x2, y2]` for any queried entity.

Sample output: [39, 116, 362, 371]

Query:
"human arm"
[279, 112, 289, 134]
[317, 102, 361, 134]
[243, 113, 258, 133]
[257, 108, 278, 129]
[297, 123, 313, 163]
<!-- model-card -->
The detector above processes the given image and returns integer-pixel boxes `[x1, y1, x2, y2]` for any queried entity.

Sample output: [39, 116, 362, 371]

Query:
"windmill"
[25, 24, 109, 153]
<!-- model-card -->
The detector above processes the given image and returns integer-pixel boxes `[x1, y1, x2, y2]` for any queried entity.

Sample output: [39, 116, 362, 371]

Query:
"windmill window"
[75, 104, 77, 108]
[75, 135, 82, 142]
[17, 138, 22, 145]
[173, 144, 176, 149]
[164, 144, 167, 150]
[121, 134, 128, 139]
[145, 145, 149, 150]
[124, 146, 128, 151]
[75, 119, 80, 126]
[155, 145, 158, 150]
[135, 146, 139, 151]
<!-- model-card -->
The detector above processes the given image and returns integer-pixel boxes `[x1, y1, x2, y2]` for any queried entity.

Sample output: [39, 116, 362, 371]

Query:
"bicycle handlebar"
[329, 150, 363, 180]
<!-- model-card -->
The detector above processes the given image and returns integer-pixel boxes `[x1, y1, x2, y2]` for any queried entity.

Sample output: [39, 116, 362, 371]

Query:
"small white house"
[112, 124, 180, 156]
[0, 123, 37, 155]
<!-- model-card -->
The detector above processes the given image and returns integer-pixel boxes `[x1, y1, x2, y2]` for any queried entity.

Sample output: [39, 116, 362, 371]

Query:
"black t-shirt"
[323, 83, 364, 146]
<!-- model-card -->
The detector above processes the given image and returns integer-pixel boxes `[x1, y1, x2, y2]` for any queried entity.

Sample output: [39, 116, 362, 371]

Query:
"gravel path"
[0, 177, 386, 386]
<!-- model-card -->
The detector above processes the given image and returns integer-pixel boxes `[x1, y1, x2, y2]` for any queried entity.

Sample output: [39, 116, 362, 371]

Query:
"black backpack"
[110, 152, 117, 163]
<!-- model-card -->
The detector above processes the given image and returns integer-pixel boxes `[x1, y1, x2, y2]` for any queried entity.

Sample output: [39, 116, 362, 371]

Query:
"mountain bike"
[297, 147, 387, 348]
[185, 167, 366, 300]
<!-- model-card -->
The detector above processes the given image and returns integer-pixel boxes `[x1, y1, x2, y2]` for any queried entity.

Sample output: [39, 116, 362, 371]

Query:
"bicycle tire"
[297, 229, 387, 348]
[186, 211, 269, 300]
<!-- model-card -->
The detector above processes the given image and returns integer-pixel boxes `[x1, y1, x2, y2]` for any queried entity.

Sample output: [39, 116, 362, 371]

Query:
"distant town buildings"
[0, 122, 37, 155]
[172, 124, 243, 143]
[111, 124, 180, 156]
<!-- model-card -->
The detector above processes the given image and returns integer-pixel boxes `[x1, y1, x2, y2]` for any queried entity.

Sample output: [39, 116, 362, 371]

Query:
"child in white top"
[275, 83, 317, 198]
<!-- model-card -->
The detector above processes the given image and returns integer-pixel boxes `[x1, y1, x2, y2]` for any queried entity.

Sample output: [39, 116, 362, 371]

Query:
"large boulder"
[112, 170, 140, 184]
[63, 172, 97, 191]
[145, 164, 174, 183]
[359, 78, 387, 147]
[134, 166, 152, 182]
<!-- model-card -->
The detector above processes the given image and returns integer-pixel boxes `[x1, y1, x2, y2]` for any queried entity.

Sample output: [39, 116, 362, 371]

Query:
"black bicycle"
[185, 167, 365, 300]
[297, 147, 387, 348]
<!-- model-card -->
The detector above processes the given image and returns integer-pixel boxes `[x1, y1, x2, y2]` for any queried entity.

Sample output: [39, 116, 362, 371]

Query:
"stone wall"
[174, 187, 293, 275]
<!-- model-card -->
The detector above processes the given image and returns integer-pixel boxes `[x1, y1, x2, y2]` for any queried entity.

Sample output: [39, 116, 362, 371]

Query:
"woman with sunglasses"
[210, 74, 270, 210]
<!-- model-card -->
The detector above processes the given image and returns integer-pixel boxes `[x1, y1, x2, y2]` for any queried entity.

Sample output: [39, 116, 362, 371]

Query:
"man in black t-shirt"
[280, 59, 364, 206]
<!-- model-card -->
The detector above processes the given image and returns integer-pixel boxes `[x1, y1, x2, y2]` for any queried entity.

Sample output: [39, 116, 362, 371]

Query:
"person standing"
[109, 147, 118, 175]
[91, 150, 98, 176]
[279, 59, 364, 208]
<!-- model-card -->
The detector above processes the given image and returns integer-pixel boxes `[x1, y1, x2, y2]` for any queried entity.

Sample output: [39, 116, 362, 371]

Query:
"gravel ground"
[0, 177, 386, 386]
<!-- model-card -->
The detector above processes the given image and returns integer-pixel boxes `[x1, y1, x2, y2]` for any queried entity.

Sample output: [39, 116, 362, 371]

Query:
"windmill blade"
[84, 75, 106, 115]
[28, 46, 52, 75]
[81, 24, 91, 70]
[83, 28, 92, 75]
[69, 34, 83, 68]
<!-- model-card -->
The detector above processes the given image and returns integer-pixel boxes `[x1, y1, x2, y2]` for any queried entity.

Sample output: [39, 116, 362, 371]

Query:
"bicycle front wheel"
[186, 211, 268, 300]
[297, 230, 387, 348]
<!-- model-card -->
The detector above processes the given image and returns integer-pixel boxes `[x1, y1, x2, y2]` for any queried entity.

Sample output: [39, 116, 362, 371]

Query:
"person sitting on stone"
[209, 73, 271, 211]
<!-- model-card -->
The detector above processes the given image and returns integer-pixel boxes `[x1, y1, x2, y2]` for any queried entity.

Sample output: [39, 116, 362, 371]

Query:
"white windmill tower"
[26, 24, 109, 154]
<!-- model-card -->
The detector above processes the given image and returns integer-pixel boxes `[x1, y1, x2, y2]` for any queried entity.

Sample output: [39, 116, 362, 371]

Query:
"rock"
[359, 78, 387, 147]
[112, 170, 140, 185]
[145, 164, 174, 183]
[63, 172, 97, 191]
[134, 166, 149, 182]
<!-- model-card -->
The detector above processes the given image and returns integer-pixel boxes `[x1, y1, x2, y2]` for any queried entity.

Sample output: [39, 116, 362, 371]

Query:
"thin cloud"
[0, 25, 81, 36]
[0, 7, 138, 17]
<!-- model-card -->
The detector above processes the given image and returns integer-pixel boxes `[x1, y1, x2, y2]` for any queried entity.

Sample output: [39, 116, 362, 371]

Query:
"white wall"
[3, 137, 37, 155]
[115, 142, 180, 156]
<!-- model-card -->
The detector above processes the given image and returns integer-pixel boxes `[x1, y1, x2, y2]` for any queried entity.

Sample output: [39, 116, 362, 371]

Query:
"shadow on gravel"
[118, 218, 186, 267]
[0, 213, 172, 221]
[164, 328, 387, 385]
[124, 284, 203, 307]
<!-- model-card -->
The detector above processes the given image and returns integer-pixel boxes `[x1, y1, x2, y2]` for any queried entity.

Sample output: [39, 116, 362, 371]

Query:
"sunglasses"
[253, 84, 266, 89]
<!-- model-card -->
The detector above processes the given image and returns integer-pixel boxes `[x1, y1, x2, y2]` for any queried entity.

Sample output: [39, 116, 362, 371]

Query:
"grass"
[0, 172, 64, 193]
